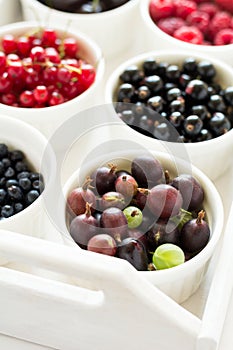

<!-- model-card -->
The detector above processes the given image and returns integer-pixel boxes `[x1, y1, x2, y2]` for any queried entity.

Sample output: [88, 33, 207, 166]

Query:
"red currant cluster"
[149, 0, 233, 45]
[0, 28, 96, 108]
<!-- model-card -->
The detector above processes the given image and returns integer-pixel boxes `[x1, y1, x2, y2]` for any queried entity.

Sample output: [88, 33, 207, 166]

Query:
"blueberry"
[153, 122, 171, 141]
[10, 150, 24, 162]
[137, 85, 151, 101]
[182, 57, 198, 76]
[120, 65, 144, 85]
[223, 86, 233, 106]
[196, 129, 213, 142]
[183, 115, 203, 136]
[15, 161, 28, 172]
[142, 57, 158, 76]
[1, 205, 14, 218]
[0, 189, 7, 204]
[17, 171, 30, 179]
[144, 75, 163, 94]
[6, 179, 19, 188]
[166, 65, 180, 81]
[191, 105, 210, 121]
[4, 167, 15, 178]
[8, 186, 23, 201]
[119, 110, 135, 125]
[26, 190, 40, 205]
[2, 158, 11, 168]
[14, 202, 24, 213]
[167, 88, 182, 102]
[185, 80, 209, 101]
[0, 161, 4, 176]
[147, 96, 164, 113]
[117, 83, 135, 103]
[209, 112, 231, 136]
[197, 61, 216, 82]
[208, 95, 226, 113]
[0, 144, 8, 159]
[18, 177, 32, 191]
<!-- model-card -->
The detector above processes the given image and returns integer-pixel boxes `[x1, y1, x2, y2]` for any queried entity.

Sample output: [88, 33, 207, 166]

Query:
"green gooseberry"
[123, 206, 143, 229]
[152, 243, 185, 270]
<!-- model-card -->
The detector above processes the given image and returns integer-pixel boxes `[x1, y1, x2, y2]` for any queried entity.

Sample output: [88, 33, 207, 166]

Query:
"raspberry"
[210, 11, 231, 34]
[214, 28, 233, 45]
[149, 0, 175, 21]
[174, 0, 197, 19]
[215, 0, 233, 14]
[173, 25, 204, 44]
[198, 2, 219, 18]
[157, 17, 185, 35]
[186, 10, 210, 33]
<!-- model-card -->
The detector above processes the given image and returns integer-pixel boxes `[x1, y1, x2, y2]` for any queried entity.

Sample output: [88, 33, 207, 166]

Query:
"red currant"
[0, 72, 12, 93]
[17, 36, 31, 57]
[25, 68, 41, 89]
[57, 67, 72, 84]
[43, 66, 58, 85]
[42, 28, 57, 47]
[79, 63, 96, 89]
[30, 46, 46, 63]
[33, 85, 49, 103]
[1, 93, 16, 105]
[63, 37, 78, 57]
[0, 52, 6, 73]
[2, 34, 17, 54]
[19, 90, 35, 107]
[7, 61, 25, 79]
[44, 47, 61, 63]
[49, 91, 65, 106]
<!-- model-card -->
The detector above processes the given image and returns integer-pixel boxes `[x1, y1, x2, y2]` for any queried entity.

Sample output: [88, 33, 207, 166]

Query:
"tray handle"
[197, 200, 233, 350]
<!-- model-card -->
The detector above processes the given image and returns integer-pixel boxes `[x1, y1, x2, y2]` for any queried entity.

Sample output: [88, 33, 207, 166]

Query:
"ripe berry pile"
[149, 0, 233, 45]
[0, 28, 96, 108]
[115, 57, 233, 142]
[67, 155, 210, 271]
[0, 143, 44, 220]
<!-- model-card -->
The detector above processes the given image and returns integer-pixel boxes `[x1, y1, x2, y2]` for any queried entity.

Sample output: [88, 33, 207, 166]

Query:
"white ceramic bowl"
[0, 21, 104, 139]
[20, 0, 140, 58]
[105, 50, 233, 181]
[140, 0, 233, 66]
[60, 149, 223, 304]
[0, 114, 56, 264]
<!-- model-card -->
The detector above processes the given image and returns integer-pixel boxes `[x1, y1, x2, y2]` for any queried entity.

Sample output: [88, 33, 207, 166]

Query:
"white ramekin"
[0, 21, 104, 138]
[105, 50, 233, 181]
[60, 150, 224, 304]
[140, 0, 233, 66]
[20, 0, 140, 58]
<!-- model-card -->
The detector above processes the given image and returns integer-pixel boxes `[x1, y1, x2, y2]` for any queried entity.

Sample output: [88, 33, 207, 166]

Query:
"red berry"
[186, 10, 210, 33]
[7, 60, 24, 79]
[209, 11, 232, 38]
[215, 0, 233, 14]
[30, 46, 46, 63]
[25, 68, 40, 89]
[149, 0, 175, 21]
[2, 34, 17, 54]
[174, 0, 197, 19]
[49, 91, 65, 106]
[42, 28, 57, 47]
[198, 2, 219, 18]
[174, 25, 204, 44]
[214, 28, 233, 45]
[44, 47, 61, 63]
[157, 17, 185, 35]
[61, 58, 80, 67]
[17, 36, 31, 57]
[63, 37, 78, 57]
[33, 85, 49, 103]
[19, 90, 35, 107]
[0, 52, 6, 73]
[57, 67, 72, 84]
[7, 53, 20, 62]
[43, 66, 58, 84]
[1, 93, 16, 105]
[0, 72, 12, 93]
[79, 63, 96, 89]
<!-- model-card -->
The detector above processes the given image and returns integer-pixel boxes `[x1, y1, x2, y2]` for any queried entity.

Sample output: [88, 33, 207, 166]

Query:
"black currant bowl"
[20, 0, 140, 57]
[61, 150, 223, 303]
[0, 21, 104, 138]
[140, 0, 233, 66]
[105, 50, 233, 181]
[0, 114, 56, 263]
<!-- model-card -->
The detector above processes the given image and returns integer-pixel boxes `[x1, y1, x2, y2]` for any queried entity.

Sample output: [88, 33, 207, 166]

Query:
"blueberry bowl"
[0, 114, 56, 266]
[60, 149, 223, 303]
[140, 0, 233, 66]
[105, 50, 233, 181]
[0, 21, 104, 138]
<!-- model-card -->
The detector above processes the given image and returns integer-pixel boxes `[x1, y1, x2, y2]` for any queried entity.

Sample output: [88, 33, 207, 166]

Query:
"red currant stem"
[164, 170, 170, 184]
[82, 176, 94, 191]
[137, 188, 150, 196]
[107, 163, 117, 174]
[85, 202, 93, 217]
[59, 20, 73, 58]
[196, 210, 205, 224]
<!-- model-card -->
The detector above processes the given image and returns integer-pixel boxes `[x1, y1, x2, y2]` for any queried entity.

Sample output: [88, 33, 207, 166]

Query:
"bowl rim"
[105, 49, 233, 147]
[61, 149, 224, 282]
[140, 0, 233, 51]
